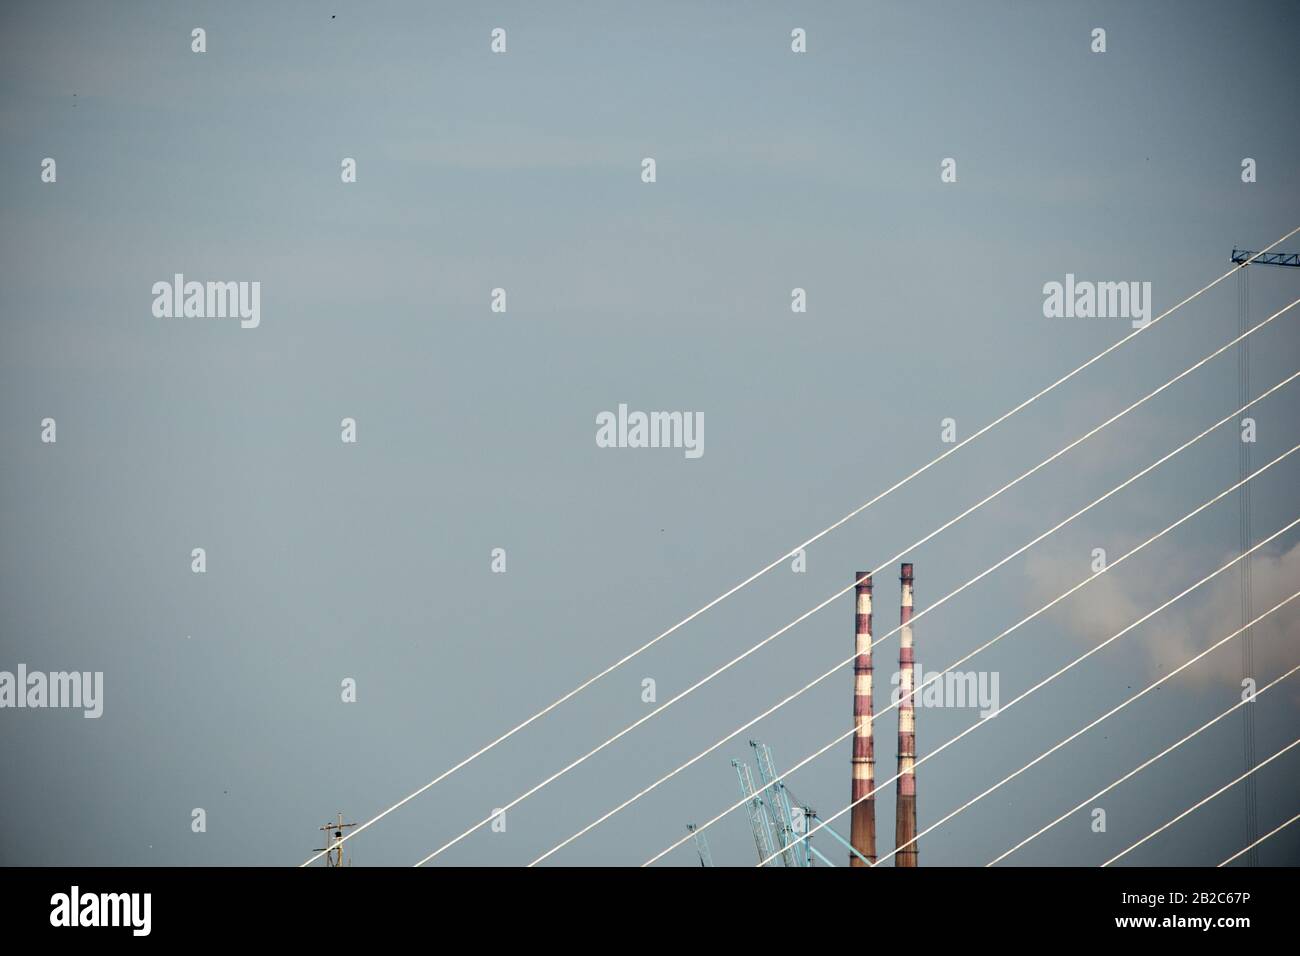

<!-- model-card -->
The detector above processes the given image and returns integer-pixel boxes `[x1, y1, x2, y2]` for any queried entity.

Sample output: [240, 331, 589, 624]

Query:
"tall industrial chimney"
[850, 571, 877, 866]
[895, 563, 918, 866]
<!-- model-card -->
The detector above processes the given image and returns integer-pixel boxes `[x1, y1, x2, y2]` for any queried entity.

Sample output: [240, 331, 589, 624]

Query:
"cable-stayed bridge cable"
[873, 593, 1300, 865]
[1219, 811, 1300, 867]
[538, 379, 1300, 865]
[416, 302, 1299, 867]
[753, 514, 1300, 867]
[1102, 736, 1300, 866]
[988, 662, 1300, 866]
[644, 435, 1300, 866]
[301, 233, 1300, 866]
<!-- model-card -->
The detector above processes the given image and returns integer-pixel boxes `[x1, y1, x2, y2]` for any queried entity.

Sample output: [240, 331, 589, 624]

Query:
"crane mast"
[750, 740, 803, 867]
[732, 758, 782, 866]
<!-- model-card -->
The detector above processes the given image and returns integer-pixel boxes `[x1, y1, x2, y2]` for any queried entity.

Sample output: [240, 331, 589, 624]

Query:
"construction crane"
[791, 806, 818, 866]
[1231, 246, 1299, 867]
[797, 806, 873, 867]
[778, 774, 874, 868]
[1230, 249, 1300, 267]
[732, 758, 782, 866]
[686, 823, 714, 867]
[712, 742, 873, 867]
[750, 740, 803, 867]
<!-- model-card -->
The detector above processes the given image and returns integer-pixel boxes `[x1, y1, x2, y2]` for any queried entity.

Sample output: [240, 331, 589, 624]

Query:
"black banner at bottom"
[0, 865, 1287, 941]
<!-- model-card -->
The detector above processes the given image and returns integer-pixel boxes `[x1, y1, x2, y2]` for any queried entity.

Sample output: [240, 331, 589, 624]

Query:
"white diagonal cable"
[989, 662, 1300, 865]
[417, 301, 1299, 867]
[873, 593, 1300, 865]
[302, 233, 1300, 866]
[1103, 736, 1300, 866]
[756, 514, 1300, 867]
[645, 435, 1300, 866]
[1219, 811, 1300, 866]
[538, 381, 1300, 865]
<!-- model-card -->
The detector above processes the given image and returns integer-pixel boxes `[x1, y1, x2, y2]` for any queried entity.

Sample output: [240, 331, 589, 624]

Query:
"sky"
[0, 0, 1298, 867]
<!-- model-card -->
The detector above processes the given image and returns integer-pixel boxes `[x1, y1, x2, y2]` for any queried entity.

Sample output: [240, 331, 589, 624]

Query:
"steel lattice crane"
[692, 743, 872, 866]
[1230, 249, 1300, 267]
[686, 823, 714, 867]
[750, 740, 803, 867]
[721, 743, 872, 867]
[732, 758, 782, 866]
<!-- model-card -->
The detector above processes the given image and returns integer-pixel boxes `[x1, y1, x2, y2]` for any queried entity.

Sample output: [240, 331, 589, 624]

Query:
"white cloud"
[1024, 540, 1300, 692]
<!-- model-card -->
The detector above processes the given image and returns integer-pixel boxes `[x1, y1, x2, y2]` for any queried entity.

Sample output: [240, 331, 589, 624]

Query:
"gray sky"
[1, 0, 1298, 867]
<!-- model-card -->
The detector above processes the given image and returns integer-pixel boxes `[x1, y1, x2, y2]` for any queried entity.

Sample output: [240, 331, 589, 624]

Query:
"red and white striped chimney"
[850, 571, 876, 866]
[895, 562, 918, 866]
